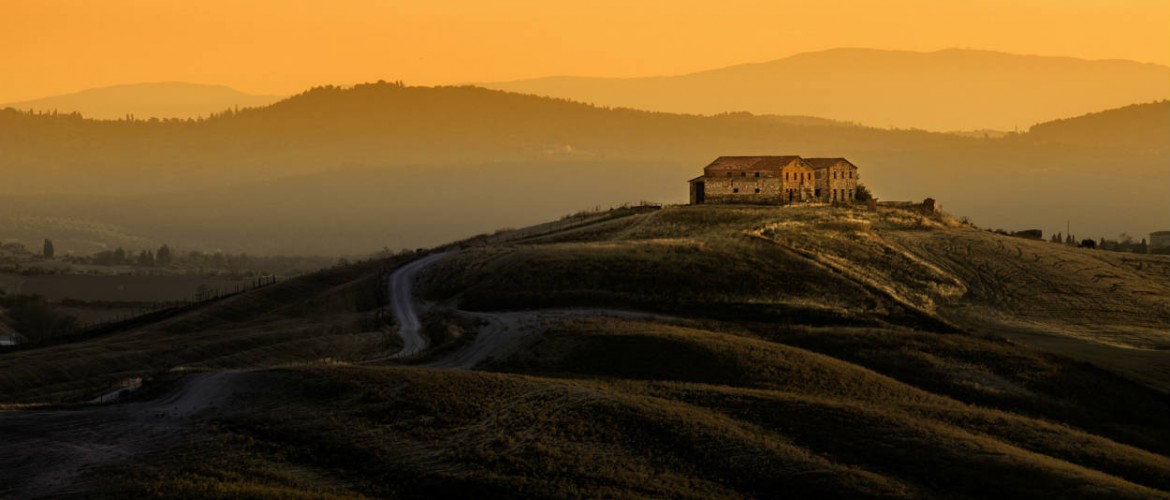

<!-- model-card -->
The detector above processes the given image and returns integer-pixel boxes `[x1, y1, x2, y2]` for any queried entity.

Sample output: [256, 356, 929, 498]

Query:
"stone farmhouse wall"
[690, 156, 858, 205]
[809, 159, 860, 203]
[700, 164, 815, 204]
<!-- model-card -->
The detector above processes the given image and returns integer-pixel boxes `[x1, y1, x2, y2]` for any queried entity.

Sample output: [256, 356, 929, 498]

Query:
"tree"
[855, 183, 873, 202]
[137, 250, 155, 267]
[42, 239, 54, 258]
[113, 247, 127, 265]
[156, 244, 172, 266]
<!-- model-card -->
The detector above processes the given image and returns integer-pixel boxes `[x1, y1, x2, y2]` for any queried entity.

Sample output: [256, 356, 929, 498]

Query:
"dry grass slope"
[0, 257, 404, 404]
[3, 204, 1168, 498]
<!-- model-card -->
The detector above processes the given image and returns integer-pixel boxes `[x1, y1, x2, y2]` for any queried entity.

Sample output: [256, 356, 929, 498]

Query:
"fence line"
[1, 275, 280, 352]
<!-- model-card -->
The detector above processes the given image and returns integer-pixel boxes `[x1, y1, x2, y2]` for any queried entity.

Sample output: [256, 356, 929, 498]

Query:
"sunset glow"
[3, 0, 1168, 101]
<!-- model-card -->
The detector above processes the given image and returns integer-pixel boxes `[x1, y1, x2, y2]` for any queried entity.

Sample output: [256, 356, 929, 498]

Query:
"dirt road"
[427, 309, 681, 370]
[0, 371, 258, 497]
[387, 252, 682, 370]
[387, 252, 452, 358]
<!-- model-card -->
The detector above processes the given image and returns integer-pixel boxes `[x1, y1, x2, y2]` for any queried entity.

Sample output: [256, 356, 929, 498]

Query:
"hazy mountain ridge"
[3, 83, 1163, 194]
[0, 84, 1166, 254]
[1027, 100, 1170, 147]
[483, 48, 1170, 131]
[0, 83, 979, 195]
[0, 82, 283, 120]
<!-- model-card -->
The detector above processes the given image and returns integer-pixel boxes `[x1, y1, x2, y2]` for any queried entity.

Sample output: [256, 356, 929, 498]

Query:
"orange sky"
[2, 0, 1168, 102]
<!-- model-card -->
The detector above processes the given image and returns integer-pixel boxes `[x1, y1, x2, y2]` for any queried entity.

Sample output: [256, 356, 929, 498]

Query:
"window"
[733, 188, 739, 193]
[754, 172, 760, 177]
[754, 188, 761, 193]
[785, 172, 790, 181]
[833, 172, 837, 179]
[726, 172, 732, 177]
[741, 172, 746, 177]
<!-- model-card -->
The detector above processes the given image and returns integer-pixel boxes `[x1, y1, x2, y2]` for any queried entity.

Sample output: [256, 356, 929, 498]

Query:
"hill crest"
[0, 82, 284, 120]
[483, 48, 1170, 131]
[0, 84, 1166, 255]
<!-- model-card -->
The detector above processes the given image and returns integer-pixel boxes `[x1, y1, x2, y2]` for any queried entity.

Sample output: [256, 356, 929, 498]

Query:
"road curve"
[0, 371, 257, 497]
[387, 252, 451, 358]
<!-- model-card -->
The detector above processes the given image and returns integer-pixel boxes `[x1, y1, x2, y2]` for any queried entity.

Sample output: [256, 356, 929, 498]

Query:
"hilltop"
[0, 82, 283, 120]
[0, 84, 1166, 254]
[1, 204, 1168, 497]
[1026, 100, 1170, 147]
[483, 48, 1170, 131]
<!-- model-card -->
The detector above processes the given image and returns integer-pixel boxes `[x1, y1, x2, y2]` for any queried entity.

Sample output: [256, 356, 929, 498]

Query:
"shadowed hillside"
[419, 205, 1170, 385]
[483, 48, 1170, 131]
[1, 84, 1166, 255]
[1, 205, 1168, 497]
[3, 205, 1168, 497]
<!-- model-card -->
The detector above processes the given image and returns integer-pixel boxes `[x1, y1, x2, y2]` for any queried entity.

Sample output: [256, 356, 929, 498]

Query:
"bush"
[855, 183, 874, 201]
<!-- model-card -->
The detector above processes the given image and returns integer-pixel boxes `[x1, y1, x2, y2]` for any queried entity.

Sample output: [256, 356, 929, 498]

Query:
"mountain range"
[483, 48, 1170, 131]
[1, 83, 1166, 255]
[0, 82, 283, 120]
[8, 49, 1168, 131]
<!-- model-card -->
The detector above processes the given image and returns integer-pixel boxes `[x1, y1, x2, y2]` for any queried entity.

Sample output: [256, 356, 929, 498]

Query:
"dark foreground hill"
[1, 83, 1167, 255]
[1, 205, 1168, 497]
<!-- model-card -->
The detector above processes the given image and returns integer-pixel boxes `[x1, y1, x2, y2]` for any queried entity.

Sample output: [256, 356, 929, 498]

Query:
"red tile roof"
[804, 157, 857, 170]
[703, 156, 807, 172]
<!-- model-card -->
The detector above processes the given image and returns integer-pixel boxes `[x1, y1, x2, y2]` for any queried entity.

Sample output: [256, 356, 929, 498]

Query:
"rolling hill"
[1, 83, 1167, 255]
[483, 48, 1170, 131]
[0, 82, 283, 120]
[1, 205, 1167, 497]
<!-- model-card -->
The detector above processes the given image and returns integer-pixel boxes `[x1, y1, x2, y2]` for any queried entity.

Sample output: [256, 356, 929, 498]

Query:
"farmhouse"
[1150, 231, 1170, 253]
[689, 155, 859, 205]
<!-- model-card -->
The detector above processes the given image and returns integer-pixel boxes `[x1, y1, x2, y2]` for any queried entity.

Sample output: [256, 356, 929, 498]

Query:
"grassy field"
[2, 204, 1168, 497]
[0, 272, 255, 302]
[419, 205, 1169, 351]
[0, 257, 405, 403]
[106, 356, 1169, 498]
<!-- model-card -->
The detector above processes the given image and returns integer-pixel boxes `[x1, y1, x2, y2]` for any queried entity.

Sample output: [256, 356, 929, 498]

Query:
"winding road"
[387, 251, 679, 368]
[387, 252, 452, 358]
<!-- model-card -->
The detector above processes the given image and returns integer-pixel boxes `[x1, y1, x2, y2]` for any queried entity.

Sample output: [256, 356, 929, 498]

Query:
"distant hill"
[1027, 100, 1170, 147]
[0, 82, 283, 120]
[483, 48, 1170, 131]
[0, 83, 1166, 254]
